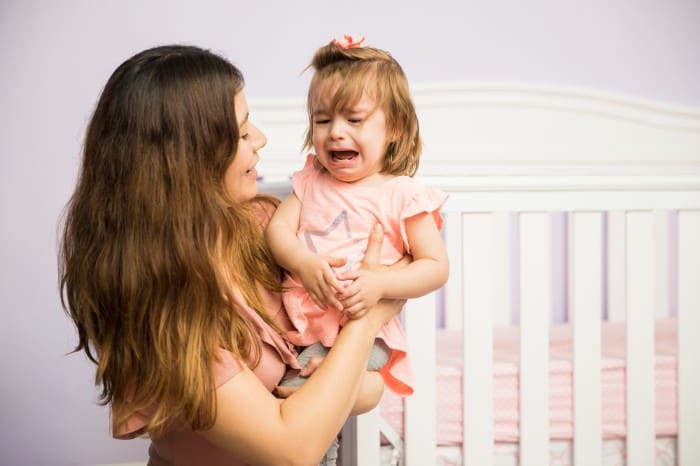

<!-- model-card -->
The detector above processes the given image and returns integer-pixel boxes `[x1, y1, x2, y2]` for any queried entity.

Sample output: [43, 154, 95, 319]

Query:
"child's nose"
[329, 120, 345, 139]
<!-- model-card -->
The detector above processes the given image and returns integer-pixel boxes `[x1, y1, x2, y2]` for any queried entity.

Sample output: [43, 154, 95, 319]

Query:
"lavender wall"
[1, 0, 698, 464]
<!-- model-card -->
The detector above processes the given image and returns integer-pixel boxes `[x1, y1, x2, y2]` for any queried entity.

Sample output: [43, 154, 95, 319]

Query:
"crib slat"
[444, 211, 464, 328]
[462, 213, 495, 465]
[494, 212, 515, 326]
[403, 292, 437, 466]
[340, 408, 380, 466]
[654, 210, 672, 318]
[570, 212, 603, 465]
[677, 210, 700, 466]
[607, 211, 626, 321]
[518, 212, 551, 466]
[625, 211, 656, 465]
[551, 212, 568, 324]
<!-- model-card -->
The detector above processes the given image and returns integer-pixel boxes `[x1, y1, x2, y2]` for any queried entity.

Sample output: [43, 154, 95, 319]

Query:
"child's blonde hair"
[303, 41, 422, 177]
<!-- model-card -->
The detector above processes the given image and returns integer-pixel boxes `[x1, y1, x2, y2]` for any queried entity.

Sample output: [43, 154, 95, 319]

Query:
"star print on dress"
[303, 210, 367, 273]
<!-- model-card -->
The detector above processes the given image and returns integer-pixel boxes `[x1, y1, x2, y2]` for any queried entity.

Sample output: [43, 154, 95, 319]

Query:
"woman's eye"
[240, 133, 250, 140]
[348, 118, 362, 124]
[314, 119, 330, 125]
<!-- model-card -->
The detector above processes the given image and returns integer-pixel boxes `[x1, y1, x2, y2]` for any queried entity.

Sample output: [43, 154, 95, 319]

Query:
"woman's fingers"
[343, 304, 371, 320]
[361, 223, 384, 270]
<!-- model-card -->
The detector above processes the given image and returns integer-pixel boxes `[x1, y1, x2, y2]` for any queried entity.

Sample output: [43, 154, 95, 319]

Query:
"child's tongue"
[333, 151, 356, 160]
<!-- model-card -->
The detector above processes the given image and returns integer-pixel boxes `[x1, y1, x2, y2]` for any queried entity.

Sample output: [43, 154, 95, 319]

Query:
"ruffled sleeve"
[395, 178, 449, 253]
[291, 154, 318, 203]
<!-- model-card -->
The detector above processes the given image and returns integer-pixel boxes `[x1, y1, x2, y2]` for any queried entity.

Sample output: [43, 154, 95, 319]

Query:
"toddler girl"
[266, 37, 449, 463]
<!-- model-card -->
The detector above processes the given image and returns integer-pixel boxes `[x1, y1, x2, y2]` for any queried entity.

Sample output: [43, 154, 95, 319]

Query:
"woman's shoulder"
[112, 348, 244, 440]
[247, 195, 281, 229]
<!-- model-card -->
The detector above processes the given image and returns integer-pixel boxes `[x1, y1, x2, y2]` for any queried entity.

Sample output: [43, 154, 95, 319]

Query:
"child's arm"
[265, 194, 347, 310]
[337, 212, 449, 316]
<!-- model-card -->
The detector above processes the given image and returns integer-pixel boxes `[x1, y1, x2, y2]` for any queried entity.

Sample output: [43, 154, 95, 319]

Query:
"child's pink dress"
[283, 155, 448, 395]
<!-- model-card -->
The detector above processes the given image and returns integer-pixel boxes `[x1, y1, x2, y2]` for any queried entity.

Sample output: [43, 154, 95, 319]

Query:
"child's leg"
[367, 337, 390, 371]
[280, 342, 329, 387]
[281, 339, 390, 387]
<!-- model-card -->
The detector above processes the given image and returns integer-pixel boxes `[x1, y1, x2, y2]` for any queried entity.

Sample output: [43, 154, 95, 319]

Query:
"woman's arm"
[201, 299, 402, 465]
[351, 371, 385, 415]
[275, 352, 385, 416]
[200, 223, 402, 465]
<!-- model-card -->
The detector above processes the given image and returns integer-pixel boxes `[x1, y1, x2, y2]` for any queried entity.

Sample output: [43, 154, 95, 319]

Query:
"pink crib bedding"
[379, 318, 677, 445]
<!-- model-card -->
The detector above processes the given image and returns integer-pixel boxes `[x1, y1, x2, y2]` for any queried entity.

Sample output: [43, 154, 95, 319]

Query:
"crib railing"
[340, 175, 700, 466]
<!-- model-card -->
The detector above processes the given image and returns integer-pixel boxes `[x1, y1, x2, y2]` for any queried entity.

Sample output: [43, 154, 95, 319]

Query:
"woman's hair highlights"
[58, 45, 281, 436]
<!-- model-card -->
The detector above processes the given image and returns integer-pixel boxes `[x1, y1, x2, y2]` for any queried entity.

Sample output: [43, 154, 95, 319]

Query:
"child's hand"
[334, 269, 384, 319]
[296, 253, 347, 310]
[334, 222, 387, 319]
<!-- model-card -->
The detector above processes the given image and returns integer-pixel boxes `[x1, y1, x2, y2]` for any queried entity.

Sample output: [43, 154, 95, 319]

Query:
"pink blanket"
[380, 319, 677, 445]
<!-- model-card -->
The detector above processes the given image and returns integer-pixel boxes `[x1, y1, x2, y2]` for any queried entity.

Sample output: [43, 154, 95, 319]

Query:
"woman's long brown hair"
[58, 45, 281, 436]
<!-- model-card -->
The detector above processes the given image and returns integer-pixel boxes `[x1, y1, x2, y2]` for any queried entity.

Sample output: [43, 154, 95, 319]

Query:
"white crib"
[251, 83, 700, 466]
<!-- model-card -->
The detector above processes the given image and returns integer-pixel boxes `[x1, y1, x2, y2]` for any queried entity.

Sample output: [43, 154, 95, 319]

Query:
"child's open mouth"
[331, 150, 358, 160]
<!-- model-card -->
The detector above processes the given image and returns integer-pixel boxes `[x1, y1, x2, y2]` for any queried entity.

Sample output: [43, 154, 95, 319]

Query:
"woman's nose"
[252, 124, 267, 150]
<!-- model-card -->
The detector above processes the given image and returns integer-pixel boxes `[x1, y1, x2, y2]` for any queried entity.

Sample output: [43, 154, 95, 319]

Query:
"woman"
[59, 44, 404, 466]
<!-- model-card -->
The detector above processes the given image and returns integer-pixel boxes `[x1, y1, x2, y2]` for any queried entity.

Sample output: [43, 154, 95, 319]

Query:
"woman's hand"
[337, 223, 408, 320]
[334, 223, 385, 318]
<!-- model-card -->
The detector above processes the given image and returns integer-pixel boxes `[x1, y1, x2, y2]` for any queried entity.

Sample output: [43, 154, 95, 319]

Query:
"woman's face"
[224, 91, 267, 203]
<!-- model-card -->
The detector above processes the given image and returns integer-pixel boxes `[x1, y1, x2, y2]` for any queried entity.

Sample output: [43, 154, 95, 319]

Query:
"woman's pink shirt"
[114, 287, 299, 466]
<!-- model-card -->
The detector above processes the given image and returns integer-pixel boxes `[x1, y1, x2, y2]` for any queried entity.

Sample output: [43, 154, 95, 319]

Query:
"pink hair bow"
[331, 34, 365, 49]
